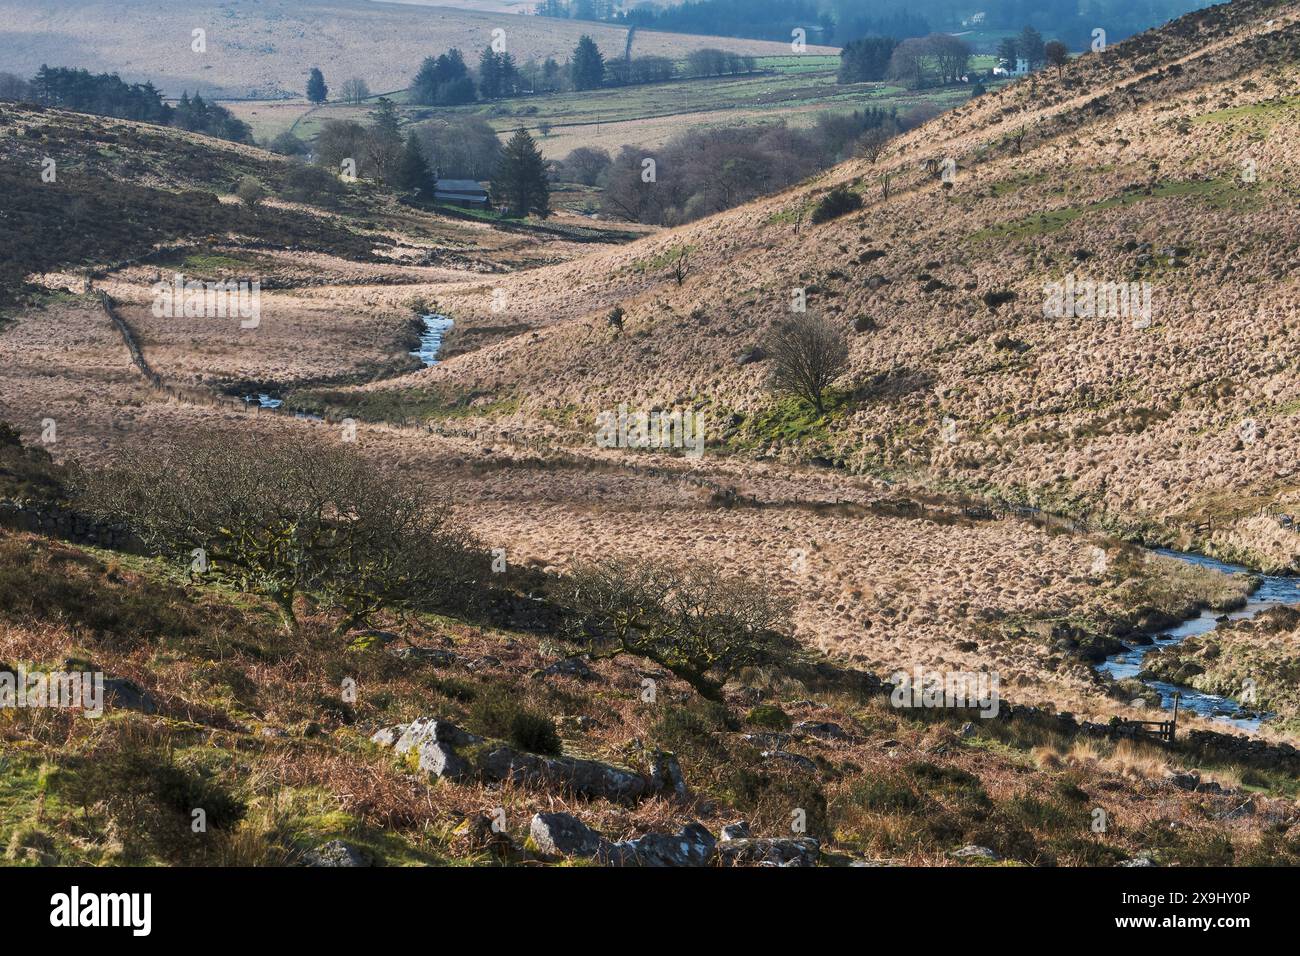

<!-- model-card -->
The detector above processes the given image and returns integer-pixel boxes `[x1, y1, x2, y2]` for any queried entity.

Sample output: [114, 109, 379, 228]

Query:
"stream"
[235, 321, 1292, 734]
[410, 314, 454, 367]
[240, 314, 454, 411]
[1097, 548, 1300, 732]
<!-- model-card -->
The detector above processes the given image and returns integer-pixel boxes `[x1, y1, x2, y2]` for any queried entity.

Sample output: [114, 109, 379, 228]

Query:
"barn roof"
[435, 179, 488, 194]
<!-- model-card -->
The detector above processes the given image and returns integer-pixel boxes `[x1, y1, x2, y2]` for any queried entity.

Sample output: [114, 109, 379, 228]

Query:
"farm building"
[434, 179, 491, 209]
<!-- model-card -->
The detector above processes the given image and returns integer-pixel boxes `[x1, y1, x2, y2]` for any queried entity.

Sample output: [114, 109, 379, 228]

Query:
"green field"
[242, 53, 999, 160]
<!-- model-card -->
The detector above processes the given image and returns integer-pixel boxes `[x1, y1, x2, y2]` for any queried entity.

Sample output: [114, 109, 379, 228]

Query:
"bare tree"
[75, 430, 484, 633]
[928, 34, 972, 85]
[0, 71, 31, 101]
[858, 125, 893, 164]
[558, 558, 792, 702]
[764, 314, 850, 414]
[667, 246, 690, 286]
[339, 77, 371, 105]
[886, 37, 931, 90]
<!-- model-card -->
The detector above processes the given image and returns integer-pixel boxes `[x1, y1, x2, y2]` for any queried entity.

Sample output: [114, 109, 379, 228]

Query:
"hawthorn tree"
[764, 314, 850, 414]
[558, 558, 792, 702]
[75, 431, 484, 634]
[1044, 41, 1070, 77]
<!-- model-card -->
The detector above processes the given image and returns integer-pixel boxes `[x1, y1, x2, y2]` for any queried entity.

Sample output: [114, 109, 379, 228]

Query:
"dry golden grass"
[0, 0, 834, 99]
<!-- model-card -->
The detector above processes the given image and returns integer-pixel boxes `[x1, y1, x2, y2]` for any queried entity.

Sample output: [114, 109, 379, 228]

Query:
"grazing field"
[0, 0, 836, 99]
[229, 61, 991, 157]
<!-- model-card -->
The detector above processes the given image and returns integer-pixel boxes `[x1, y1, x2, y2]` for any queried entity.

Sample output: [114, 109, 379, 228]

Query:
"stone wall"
[0, 499, 143, 553]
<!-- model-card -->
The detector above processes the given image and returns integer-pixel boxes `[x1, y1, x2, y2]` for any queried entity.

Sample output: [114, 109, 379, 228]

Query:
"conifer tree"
[491, 128, 550, 218]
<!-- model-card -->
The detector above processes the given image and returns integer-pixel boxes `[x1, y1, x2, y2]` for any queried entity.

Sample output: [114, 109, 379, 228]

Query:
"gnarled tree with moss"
[558, 558, 792, 701]
[74, 430, 484, 633]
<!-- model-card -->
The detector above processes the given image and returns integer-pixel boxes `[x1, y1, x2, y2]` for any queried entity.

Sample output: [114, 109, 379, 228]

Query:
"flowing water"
[1097, 548, 1300, 732]
[237, 315, 451, 416]
[410, 314, 454, 366]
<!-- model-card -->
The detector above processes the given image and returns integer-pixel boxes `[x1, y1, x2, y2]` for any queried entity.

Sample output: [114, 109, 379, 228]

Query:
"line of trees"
[581, 106, 904, 226]
[311, 100, 548, 218]
[314, 97, 432, 194]
[76, 432, 485, 634]
[478, 47, 523, 99]
[570, 0, 834, 44]
[411, 49, 478, 106]
[412, 116, 503, 181]
[997, 27, 1071, 75]
[838, 37, 899, 83]
[1, 66, 251, 143]
[885, 34, 972, 89]
[68, 424, 795, 699]
[407, 37, 758, 107]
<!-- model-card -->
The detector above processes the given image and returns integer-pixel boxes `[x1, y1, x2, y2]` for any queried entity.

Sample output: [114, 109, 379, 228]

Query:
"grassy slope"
[2, 526, 1297, 867]
[362, 0, 1300, 570]
[0, 99, 636, 306]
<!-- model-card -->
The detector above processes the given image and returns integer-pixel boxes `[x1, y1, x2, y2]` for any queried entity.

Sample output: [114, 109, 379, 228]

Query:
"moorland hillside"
[375, 0, 1300, 571]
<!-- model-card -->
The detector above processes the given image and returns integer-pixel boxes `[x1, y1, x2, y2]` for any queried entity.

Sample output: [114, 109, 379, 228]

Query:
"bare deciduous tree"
[667, 246, 690, 286]
[339, 77, 370, 105]
[764, 314, 850, 414]
[928, 34, 972, 85]
[886, 37, 930, 90]
[858, 126, 893, 164]
[75, 431, 484, 633]
[557, 558, 792, 701]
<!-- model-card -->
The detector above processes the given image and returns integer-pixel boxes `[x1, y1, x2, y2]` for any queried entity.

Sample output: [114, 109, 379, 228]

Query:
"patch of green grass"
[629, 244, 697, 276]
[985, 170, 1048, 198]
[728, 392, 851, 452]
[766, 205, 805, 225]
[745, 704, 793, 731]
[0, 755, 78, 866]
[970, 178, 1252, 242]
[1192, 95, 1300, 126]
[755, 55, 841, 75]
[157, 252, 277, 276]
